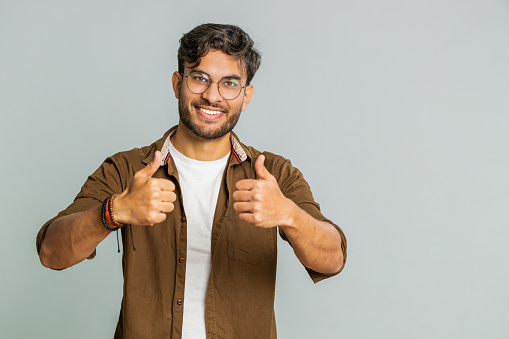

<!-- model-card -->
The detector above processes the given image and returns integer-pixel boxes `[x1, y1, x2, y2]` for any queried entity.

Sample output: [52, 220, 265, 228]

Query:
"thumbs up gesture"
[233, 155, 294, 228]
[113, 151, 177, 226]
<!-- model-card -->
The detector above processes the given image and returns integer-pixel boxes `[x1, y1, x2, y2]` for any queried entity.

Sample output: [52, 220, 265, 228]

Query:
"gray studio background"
[1, 1, 508, 338]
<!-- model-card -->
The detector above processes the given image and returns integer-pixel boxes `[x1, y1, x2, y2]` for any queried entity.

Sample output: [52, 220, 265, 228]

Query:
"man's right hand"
[114, 151, 176, 226]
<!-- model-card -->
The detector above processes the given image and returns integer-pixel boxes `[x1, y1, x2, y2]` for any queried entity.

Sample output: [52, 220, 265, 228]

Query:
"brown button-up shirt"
[36, 127, 347, 338]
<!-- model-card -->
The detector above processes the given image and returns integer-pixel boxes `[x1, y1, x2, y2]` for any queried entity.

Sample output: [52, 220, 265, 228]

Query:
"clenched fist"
[114, 151, 177, 226]
[233, 155, 295, 228]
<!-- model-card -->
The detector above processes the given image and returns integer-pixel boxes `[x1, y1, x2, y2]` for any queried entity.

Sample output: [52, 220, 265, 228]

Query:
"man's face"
[172, 50, 253, 140]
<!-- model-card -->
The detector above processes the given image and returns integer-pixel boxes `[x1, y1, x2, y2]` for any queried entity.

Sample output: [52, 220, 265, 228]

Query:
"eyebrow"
[192, 68, 242, 80]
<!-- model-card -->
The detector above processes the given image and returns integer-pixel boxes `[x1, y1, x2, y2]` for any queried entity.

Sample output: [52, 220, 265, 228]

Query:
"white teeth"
[198, 107, 223, 115]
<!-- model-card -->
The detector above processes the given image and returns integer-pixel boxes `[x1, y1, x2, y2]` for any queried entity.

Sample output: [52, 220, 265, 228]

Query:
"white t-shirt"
[169, 141, 229, 339]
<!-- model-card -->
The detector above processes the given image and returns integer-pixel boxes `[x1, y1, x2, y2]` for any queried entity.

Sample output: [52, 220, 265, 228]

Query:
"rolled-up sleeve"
[36, 154, 126, 259]
[267, 154, 347, 283]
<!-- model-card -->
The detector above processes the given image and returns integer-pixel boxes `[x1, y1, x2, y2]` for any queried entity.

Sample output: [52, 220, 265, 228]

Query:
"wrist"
[279, 198, 298, 229]
[111, 192, 130, 225]
[104, 204, 120, 228]
[108, 194, 126, 227]
[101, 198, 120, 232]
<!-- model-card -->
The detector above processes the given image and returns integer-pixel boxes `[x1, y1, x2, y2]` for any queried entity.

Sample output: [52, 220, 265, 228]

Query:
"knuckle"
[148, 211, 159, 223]
[148, 200, 158, 210]
[153, 190, 161, 199]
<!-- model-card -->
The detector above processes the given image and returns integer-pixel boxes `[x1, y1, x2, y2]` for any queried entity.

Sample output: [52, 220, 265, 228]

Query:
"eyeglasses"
[180, 71, 246, 100]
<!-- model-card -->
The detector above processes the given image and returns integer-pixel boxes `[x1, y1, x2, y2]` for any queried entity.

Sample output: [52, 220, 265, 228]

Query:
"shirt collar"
[149, 126, 249, 167]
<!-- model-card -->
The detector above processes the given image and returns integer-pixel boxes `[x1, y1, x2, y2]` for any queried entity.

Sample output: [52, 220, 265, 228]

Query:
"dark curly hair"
[178, 24, 261, 85]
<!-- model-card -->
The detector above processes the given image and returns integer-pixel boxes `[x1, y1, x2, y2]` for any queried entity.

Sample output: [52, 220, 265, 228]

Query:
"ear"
[241, 84, 253, 112]
[171, 71, 182, 99]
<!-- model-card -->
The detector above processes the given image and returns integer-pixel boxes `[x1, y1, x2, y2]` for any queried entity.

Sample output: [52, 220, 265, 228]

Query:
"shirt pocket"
[227, 218, 276, 265]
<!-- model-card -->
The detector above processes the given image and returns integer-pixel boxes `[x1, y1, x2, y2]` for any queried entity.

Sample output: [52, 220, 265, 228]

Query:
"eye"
[189, 72, 209, 83]
[192, 75, 207, 82]
[222, 79, 240, 87]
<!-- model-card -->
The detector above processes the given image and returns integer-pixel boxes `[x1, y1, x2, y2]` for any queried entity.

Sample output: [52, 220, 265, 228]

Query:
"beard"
[178, 97, 241, 140]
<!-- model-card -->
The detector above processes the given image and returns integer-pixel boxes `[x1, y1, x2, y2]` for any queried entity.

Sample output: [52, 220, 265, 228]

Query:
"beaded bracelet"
[101, 197, 118, 232]
[102, 197, 121, 253]
[108, 194, 125, 227]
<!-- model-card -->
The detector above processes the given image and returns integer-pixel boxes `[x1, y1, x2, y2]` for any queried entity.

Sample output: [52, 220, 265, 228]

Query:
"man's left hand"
[233, 155, 295, 228]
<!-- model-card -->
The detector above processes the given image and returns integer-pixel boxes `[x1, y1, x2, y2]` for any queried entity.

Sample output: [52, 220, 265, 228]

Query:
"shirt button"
[177, 299, 183, 305]
[181, 216, 187, 222]
[179, 257, 184, 263]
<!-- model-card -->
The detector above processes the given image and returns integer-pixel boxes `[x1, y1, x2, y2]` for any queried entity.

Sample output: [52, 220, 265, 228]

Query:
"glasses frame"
[180, 72, 246, 100]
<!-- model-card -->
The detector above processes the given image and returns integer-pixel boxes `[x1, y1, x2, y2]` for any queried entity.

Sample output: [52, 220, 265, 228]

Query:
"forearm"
[280, 201, 344, 274]
[39, 204, 112, 270]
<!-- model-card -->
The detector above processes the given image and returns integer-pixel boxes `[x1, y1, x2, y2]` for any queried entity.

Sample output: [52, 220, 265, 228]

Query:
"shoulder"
[232, 131, 293, 170]
[242, 145, 289, 167]
[108, 127, 172, 176]
[110, 144, 152, 168]
[242, 145, 303, 186]
[110, 126, 174, 169]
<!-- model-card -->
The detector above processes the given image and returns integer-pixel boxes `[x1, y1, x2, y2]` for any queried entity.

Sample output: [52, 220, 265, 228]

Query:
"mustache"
[191, 100, 229, 113]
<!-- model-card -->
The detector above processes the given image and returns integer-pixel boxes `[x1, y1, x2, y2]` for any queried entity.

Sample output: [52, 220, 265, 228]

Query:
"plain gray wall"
[1, 0, 509, 338]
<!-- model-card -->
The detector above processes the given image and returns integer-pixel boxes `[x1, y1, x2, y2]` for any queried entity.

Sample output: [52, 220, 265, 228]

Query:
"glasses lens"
[185, 71, 243, 100]
[186, 72, 210, 94]
[219, 78, 242, 100]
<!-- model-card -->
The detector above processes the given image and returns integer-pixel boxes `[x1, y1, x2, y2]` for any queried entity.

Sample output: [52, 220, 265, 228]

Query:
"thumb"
[255, 154, 273, 180]
[136, 151, 162, 178]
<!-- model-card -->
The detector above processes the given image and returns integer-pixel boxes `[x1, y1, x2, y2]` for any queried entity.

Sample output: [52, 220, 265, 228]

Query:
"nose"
[201, 80, 223, 103]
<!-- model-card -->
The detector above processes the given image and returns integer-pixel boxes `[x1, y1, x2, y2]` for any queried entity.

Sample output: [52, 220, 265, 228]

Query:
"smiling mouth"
[196, 106, 225, 116]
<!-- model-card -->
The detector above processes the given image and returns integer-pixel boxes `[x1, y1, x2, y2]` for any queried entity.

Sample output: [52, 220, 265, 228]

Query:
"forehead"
[185, 50, 246, 79]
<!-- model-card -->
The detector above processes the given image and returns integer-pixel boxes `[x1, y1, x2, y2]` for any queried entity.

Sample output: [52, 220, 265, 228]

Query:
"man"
[37, 23, 347, 338]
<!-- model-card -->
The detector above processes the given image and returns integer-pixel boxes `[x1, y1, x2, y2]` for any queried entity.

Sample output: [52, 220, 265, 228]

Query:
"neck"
[170, 122, 231, 161]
